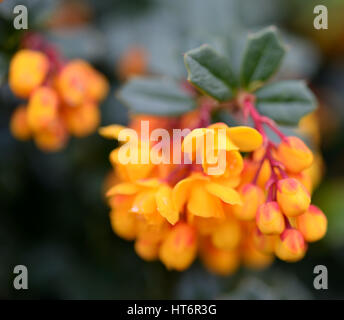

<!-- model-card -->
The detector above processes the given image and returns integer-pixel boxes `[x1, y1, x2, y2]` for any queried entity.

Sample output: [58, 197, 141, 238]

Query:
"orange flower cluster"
[101, 109, 327, 275]
[9, 48, 109, 151]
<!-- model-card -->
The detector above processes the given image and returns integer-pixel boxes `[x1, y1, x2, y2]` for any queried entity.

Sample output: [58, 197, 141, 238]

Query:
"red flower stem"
[260, 116, 286, 140]
[284, 215, 292, 229]
[240, 93, 289, 198]
[277, 166, 288, 179]
[21, 32, 65, 72]
[252, 151, 267, 185]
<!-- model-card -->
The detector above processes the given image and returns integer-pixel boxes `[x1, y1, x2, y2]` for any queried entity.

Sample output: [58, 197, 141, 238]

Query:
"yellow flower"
[8, 47, 108, 151]
[107, 179, 178, 225]
[100, 125, 155, 182]
[182, 123, 263, 177]
[172, 173, 242, 219]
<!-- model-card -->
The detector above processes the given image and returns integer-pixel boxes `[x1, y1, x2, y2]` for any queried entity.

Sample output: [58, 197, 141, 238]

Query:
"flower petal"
[172, 176, 195, 212]
[136, 178, 161, 188]
[182, 128, 212, 154]
[99, 124, 126, 139]
[227, 126, 263, 152]
[131, 191, 156, 214]
[156, 185, 179, 225]
[106, 182, 139, 197]
[211, 175, 241, 188]
[187, 184, 224, 218]
[205, 182, 242, 205]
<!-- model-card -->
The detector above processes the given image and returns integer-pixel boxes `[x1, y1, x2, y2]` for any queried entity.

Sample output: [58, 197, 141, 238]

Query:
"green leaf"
[240, 27, 286, 91]
[256, 80, 317, 125]
[184, 44, 237, 101]
[117, 76, 196, 116]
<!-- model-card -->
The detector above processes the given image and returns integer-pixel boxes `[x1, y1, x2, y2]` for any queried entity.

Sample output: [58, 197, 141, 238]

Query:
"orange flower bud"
[190, 216, 221, 236]
[62, 101, 100, 137]
[275, 229, 307, 262]
[233, 183, 265, 220]
[86, 69, 109, 102]
[27, 86, 59, 132]
[33, 118, 68, 152]
[135, 237, 160, 261]
[137, 220, 170, 243]
[288, 171, 313, 194]
[242, 239, 274, 269]
[256, 201, 285, 235]
[117, 46, 148, 81]
[200, 239, 239, 276]
[159, 223, 197, 271]
[276, 136, 313, 173]
[109, 208, 137, 241]
[211, 218, 241, 250]
[56, 60, 89, 106]
[252, 227, 276, 254]
[277, 178, 311, 217]
[9, 49, 49, 98]
[296, 205, 327, 242]
[10, 105, 31, 140]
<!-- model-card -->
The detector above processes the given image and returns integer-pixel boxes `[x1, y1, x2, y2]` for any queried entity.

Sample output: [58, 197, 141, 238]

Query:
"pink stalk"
[240, 93, 289, 200]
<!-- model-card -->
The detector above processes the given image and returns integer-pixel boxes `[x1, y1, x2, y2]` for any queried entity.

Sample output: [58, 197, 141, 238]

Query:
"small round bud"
[57, 60, 89, 106]
[9, 49, 49, 98]
[33, 118, 68, 152]
[277, 178, 311, 217]
[252, 227, 276, 254]
[296, 205, 327, 242]
[10, 105, 31, 141]
[135, 237, 159, 261]
[275, 229, 306, 262]
[256, 201, 285, 235]
[159, 223, 197, 271]
[110, 208, 137, 241]
[276, 136, 313, 173]
[62, 101, 100, 137]
[117, 46, 147, 81]
[200, 239, 239, 276]
[288, 171, 313, 194]
[27, 86, 59, 132]
[242, 239, 274, 269]
[211, 219, 241, 250]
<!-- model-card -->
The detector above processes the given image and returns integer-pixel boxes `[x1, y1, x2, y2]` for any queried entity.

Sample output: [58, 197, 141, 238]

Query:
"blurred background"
[1, 0, 344, 299]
